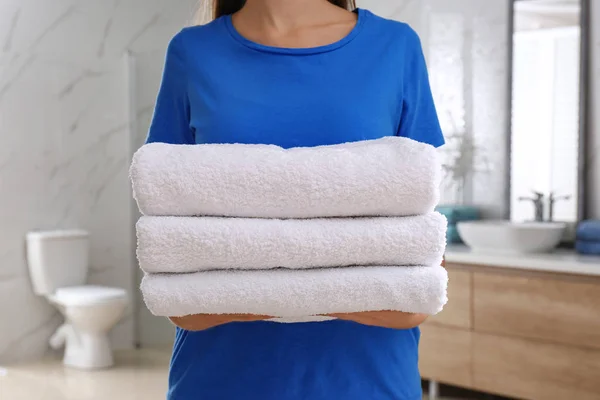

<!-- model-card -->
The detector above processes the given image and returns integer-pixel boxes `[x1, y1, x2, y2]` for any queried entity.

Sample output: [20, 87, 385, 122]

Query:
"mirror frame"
[506, 0, 592, 222]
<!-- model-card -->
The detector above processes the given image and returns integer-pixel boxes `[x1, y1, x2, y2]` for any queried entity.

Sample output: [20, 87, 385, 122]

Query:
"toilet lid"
[54, 285, 127, 306]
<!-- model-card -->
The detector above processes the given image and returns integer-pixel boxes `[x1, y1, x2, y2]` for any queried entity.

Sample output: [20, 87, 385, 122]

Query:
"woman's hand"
[328, 311, 428, 329]
[170, 314, 272, 331]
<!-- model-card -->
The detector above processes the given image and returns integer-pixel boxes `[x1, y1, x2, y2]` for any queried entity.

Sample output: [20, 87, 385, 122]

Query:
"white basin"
[456, 220, 566, 254]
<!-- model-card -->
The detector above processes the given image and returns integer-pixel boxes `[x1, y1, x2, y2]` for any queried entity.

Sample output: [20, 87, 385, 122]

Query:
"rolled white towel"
[141, 265, 448, 318]
[136, 213, 447, 273]
[130, 136, 441, 218]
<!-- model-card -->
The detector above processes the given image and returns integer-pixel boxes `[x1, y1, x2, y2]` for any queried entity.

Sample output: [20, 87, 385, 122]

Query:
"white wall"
[0, 0, 196, 364]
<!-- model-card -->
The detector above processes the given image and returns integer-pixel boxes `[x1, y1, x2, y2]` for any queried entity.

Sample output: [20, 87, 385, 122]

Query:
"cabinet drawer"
[428, 269, 472, 329]
[473, 272, 600, 349]
[473, 333, 600, 400]
[419, 324, 472, 388]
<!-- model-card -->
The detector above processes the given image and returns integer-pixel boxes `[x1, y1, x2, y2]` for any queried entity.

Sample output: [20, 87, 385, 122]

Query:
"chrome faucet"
[518, 191, 545, 222]
[548, 192, 571, 222]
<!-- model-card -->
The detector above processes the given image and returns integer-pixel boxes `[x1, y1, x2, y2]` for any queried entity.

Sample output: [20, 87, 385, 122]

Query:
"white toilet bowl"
[49, 285, 128, 370]
[26, 229, 130, 370]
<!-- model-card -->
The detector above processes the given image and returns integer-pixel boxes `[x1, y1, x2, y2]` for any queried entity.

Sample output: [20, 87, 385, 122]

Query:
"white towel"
[136, 213, 447, 273]
[130, 136, 441, 218]
[141, 265, 448, 318]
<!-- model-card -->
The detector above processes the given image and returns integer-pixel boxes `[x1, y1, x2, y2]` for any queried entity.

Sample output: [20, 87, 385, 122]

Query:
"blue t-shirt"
[147, 8, 444, 400]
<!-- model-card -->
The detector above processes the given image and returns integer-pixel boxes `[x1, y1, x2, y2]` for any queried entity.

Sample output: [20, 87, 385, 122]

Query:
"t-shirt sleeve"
[146, 32, 195, 145]
[397, 26, 445, 148]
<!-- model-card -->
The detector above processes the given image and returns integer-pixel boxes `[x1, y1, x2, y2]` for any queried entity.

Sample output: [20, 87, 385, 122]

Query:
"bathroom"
[1, 0, 599, 399]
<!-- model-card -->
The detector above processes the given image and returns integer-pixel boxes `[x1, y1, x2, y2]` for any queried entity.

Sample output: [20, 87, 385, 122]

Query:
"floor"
[0, 348, 170, 400]
[0, 348, 505, 400]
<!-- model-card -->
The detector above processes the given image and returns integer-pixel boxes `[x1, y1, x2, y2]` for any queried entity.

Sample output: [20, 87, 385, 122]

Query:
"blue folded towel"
[575, 240, 600, 256]
[576, 220, 600, 242]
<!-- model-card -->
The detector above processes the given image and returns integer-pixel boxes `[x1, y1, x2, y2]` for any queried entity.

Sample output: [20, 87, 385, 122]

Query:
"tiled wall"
[0, 0, 196, 363]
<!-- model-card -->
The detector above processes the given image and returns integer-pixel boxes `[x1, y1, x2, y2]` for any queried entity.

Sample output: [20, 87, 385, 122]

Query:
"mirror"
[509, 0, 588, 225]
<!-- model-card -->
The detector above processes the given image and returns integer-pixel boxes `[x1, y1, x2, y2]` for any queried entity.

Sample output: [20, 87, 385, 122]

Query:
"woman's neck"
[236, 0, 347, 34]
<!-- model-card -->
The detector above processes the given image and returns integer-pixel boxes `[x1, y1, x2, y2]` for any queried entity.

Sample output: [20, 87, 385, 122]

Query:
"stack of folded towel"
[576, 220, 600, 255]
[130, 136, 448, 322]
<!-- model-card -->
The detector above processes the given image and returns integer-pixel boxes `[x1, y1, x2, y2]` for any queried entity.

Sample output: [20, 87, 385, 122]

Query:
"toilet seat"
[53, 285, 127, 306]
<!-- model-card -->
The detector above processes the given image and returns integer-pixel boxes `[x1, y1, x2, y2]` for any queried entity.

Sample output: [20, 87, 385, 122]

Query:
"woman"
[147, 0, 444, 399]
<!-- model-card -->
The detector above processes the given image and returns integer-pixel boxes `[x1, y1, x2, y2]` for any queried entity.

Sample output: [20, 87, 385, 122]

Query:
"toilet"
[26, 229, 128, 370]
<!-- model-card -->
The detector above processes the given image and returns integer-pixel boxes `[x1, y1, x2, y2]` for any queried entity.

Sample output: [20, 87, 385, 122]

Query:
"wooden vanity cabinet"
[419, 266, 600, 400]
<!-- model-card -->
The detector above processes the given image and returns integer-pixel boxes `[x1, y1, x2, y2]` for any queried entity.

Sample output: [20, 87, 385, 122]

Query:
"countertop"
[445, 245, 600, 276]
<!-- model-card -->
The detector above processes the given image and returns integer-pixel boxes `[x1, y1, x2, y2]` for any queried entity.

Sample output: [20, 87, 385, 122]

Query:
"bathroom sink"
[456, 220, 566, 254]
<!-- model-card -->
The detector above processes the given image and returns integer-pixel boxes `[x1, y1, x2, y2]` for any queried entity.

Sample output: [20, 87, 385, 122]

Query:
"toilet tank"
[26, 230, 90, 296]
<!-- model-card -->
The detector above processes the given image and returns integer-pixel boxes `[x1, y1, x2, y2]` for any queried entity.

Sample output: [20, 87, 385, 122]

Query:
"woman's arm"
[170, 314, 272, 331]
[328, 311, 428, 329]
[171, 312, 425, 331]
[146, 32, 194, 145]
[171, 312, 426, 331]
[397, 25, 445, 148]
